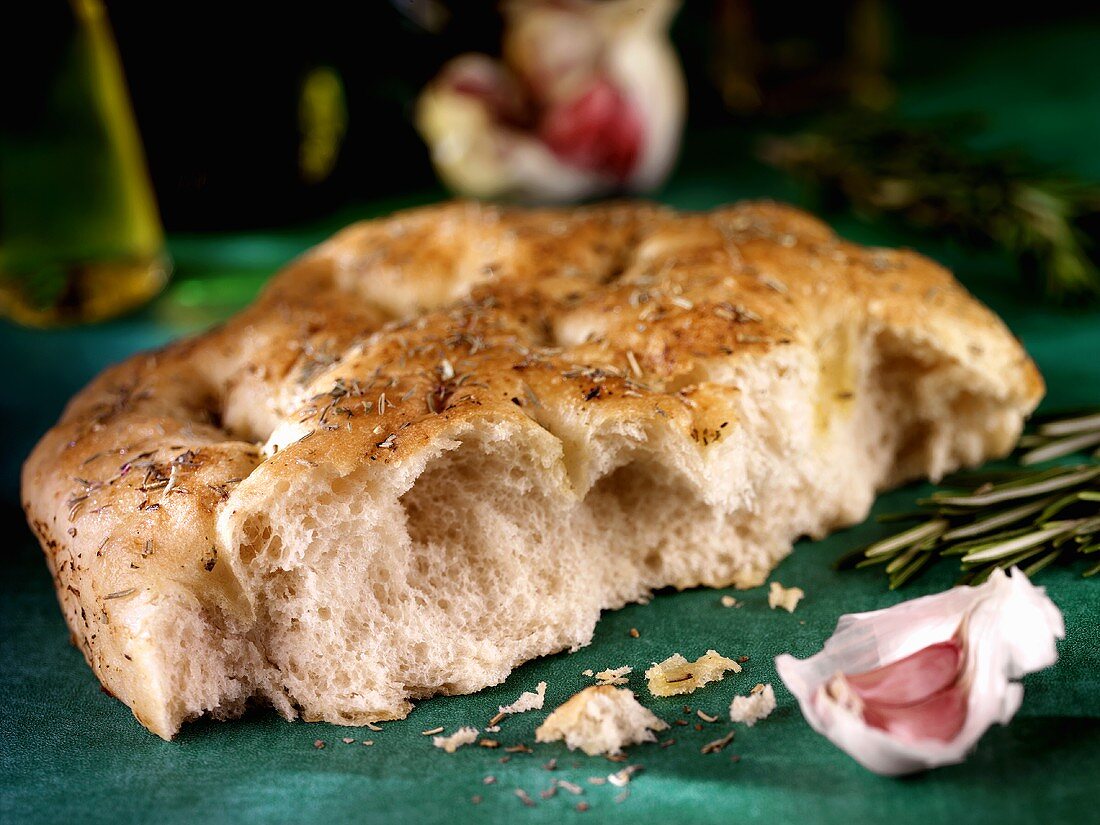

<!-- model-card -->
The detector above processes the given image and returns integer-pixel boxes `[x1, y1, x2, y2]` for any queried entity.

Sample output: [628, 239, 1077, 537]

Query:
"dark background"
[3, 5, 1100, 824]
[9, 1, 1100, 230]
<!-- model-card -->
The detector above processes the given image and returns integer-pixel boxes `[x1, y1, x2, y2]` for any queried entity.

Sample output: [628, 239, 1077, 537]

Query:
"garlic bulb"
[775, 568, 1064, 776]
[415, 0, 684, 202]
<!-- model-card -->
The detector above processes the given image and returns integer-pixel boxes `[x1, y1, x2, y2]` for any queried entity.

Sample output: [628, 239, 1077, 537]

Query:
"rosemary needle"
[837, 406, 1100, 587]
[1019, 430, 1100, 465]
[1039, 412, 1100, 437]
[761, 114, 1100, 303]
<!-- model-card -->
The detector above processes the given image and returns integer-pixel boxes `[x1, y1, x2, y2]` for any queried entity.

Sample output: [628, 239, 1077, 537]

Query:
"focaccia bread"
[22, 201, 1043, 738]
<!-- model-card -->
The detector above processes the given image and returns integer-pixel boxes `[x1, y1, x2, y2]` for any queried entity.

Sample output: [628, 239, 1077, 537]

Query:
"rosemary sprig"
[836, 408, 1100, 588]
[760, 114, 1100, 303]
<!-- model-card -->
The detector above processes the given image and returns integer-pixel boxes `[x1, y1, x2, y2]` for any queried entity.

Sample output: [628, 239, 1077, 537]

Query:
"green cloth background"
[2, 25, 1098, 825]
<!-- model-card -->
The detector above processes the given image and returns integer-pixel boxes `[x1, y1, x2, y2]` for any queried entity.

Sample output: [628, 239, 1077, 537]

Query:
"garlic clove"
[537, 77, 643, 182]
[415, 0, 684, 202]
[776, 568, 1064, 776]
[859, 680, 969, 743]
[843, 638, 963, 707]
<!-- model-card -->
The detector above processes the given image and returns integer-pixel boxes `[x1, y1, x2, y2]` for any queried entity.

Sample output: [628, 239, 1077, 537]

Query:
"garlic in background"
[415, 0, 684, 202]
[775, 568, 1064, 776]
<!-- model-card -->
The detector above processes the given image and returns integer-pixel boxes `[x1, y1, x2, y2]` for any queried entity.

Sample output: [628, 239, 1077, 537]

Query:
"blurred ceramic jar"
[416, 0, 684, 202]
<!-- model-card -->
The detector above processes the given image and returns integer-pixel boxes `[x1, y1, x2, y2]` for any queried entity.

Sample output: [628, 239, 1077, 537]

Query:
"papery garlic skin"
[415, 0, 684, 203]
[775, 568, 1064, 776]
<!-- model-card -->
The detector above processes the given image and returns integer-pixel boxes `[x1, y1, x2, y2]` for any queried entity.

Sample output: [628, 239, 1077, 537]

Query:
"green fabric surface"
[3, 25, 1099, 825]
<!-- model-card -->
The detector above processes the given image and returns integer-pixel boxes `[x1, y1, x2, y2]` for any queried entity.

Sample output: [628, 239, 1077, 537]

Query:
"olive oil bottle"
[0, 0, 169, 326]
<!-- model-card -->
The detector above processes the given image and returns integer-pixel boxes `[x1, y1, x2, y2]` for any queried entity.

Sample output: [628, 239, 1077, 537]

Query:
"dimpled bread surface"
[22, 201, 1043, 738]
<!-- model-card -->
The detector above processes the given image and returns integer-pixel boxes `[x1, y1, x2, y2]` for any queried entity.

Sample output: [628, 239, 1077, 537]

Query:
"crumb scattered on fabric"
[591, 666, 632, 685]
[433, 726, 479, 753]
[720, 595, 740, 608]
[645, 650, 742, 696]
[499, 681, 547, 714]
[729, 683, 776, 726]
[535, 685, 668, 755]
[607, 765, 643, 787]
[769, 582, 804, 613]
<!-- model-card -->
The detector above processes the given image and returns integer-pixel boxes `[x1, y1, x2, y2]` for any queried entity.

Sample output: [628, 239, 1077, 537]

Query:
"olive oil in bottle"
[0, 0, 169, 326]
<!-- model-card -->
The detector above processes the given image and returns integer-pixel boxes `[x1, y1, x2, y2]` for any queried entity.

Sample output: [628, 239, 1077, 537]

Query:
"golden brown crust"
[22, 200, 1043, 736]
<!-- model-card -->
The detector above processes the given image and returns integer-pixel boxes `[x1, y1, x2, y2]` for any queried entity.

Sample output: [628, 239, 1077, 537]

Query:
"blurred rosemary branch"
[836, 409, 1100, 588]
[761, 114, 1100, 303]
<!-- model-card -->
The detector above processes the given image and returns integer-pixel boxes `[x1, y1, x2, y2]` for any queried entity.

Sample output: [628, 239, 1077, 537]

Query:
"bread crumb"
[535, 685, 668, 755]
[720, 595, 740, 608]
[592, 666, 632, 686]
[499, 681, 547, 714]
[433, 726, 479, 753]
[645, 650, 742, 697]
[769, 582, 804, 613]
[729, 683, 776, 726]
[607, 764, 643, 786]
